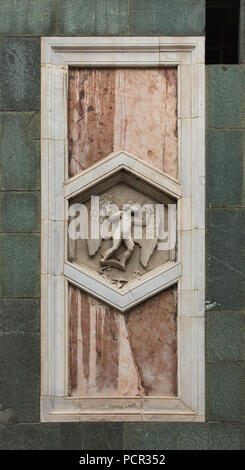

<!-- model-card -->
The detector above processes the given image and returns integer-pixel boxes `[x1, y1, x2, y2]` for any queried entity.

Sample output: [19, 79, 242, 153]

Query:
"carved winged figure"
[87, 195, 159, 271]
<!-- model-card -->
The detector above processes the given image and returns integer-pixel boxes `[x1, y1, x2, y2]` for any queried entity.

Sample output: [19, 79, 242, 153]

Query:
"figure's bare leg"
[101, 237, 121, 263]
[120, 238, 134, 268]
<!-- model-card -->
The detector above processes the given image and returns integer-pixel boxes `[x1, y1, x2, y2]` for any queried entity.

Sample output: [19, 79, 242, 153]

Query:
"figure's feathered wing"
[135, 236, 158, 268]
[87, 209, 102, 256]
[134, 204, 158, 268]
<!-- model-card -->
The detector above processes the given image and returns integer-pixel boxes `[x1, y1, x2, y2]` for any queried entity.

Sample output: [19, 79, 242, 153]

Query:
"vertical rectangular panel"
[41, 37, 205, 422]
[68, 67, 178, 398]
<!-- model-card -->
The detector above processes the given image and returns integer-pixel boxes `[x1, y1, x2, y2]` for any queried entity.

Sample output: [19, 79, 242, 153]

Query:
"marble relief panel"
[68, 67, 178, 398]
[68, 181, 176, 288]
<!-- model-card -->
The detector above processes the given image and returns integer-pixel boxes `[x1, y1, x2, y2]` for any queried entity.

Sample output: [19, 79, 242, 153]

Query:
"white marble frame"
[41, 37, 205, 422]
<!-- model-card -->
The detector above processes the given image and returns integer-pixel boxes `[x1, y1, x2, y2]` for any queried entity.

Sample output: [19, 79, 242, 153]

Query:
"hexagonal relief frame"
[64, 150, 182, 312]
[41, 37, 205, 422]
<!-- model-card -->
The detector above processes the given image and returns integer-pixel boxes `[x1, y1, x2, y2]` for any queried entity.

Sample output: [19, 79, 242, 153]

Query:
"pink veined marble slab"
[69, 286, 177, 397]
[68, 67, 178, 398]
[68, 68, 178, 178]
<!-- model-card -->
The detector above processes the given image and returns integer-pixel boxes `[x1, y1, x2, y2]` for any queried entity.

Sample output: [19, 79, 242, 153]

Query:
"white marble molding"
[41, 37, 205, 422]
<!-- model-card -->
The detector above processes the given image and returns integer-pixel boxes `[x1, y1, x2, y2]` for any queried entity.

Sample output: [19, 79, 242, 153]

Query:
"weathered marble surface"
[69, 182, 174, 286]
[68, 68, 177, 178]
[41, 38, 205, 421]
[68, 66, 178, 399]
[69, 285, 177, 397]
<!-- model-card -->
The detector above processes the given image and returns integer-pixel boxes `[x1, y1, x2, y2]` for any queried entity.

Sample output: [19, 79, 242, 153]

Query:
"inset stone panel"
[68, 67, 178, 178]
[69, 285, 177, 397]
[66, 66, 179, 397]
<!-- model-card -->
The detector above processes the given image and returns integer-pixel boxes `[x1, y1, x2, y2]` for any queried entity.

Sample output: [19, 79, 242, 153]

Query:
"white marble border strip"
[40, 396, 204, 423]
[41, 36, 205, 422]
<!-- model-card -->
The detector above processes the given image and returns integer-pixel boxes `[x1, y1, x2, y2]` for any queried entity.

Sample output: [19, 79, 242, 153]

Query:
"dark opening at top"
[206, 0, 240, 64]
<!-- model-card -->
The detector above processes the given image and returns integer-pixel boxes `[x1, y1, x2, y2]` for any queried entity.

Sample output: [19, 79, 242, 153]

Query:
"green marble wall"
[0, 0, 244, 450]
